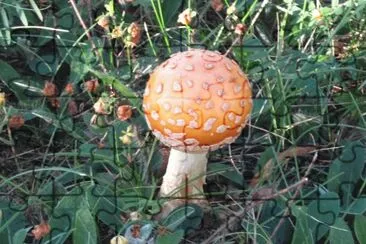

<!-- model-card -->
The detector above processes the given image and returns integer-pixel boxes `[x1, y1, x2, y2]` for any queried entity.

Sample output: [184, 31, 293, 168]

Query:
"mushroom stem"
[160, 149, 208, 203]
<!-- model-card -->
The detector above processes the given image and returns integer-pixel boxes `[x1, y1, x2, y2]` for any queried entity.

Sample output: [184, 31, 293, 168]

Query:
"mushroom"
[143, 49, 252, 214]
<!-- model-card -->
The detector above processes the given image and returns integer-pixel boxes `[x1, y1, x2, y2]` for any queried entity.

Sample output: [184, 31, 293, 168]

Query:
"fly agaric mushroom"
[143, 49, 252, 213]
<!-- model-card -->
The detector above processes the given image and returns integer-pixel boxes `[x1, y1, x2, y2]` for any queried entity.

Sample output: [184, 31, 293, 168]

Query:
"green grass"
[0, 0, 365, 243]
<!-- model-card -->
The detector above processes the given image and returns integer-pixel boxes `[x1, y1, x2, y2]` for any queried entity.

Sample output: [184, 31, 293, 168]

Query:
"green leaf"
[45, 185, 87, 243]
[0, 7, 11, 45]
[329, 218, 354, 244]
[291, 192, 340, 243]
[15, 3, 28, 26]
[0, 60, 20, 82]
[29, 0, 43, 21]
[341, 197, 366, 215]
[208, 163, 244, 186]
[161, 204, 203, 232]
[73, 208, 97, 244]
[156, 229, 184, 244]
[307, 192, 340, 241]
[86, 185, 125, 231]
[0, 198, 27, 244]
[355, 215, 366, 244]
[291, 205, 313, 244]
[10, 78, 44, 97]
[162, 0, 183, 26]
[28, 54, 59, 76]
[69, 61, 90, 82]
[13, 227, 32, 244]
[104, 0, 115, 16]
[327, 141, 365, 207]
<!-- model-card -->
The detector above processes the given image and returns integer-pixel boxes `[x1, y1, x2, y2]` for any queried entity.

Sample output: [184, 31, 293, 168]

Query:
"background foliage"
[0, 0, 365, 243]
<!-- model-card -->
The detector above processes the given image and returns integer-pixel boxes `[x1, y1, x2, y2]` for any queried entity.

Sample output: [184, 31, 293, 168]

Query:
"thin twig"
[6, 125, 19, 170]
[69, 0, 107, 72]
[228, 144, 242, 175]
[202, 178, 309, 244]
[270, 141, 319, 239]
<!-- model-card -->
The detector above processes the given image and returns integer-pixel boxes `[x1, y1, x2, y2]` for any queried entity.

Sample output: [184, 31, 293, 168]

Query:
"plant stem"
[160, 149, 208, 200]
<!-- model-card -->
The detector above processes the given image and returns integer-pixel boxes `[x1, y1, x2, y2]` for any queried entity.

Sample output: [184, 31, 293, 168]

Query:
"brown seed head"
[50, 98, 60, 108]
[127, 22, 141, 47]
[8, 115, 25, 129]
[211, 0, 224, 12]
[97, 15, 110, 29]
[234, 23, 247, 36]
[64, 83, 74, 95]
[68, 100, 78, 116]
[84, 79, 99, 93]
[31, 221, 51, 240]
[117, 105, 132, 121]
[43, 81, 57, 97]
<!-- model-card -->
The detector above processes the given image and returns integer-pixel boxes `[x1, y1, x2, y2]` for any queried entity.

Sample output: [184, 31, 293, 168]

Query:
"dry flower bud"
[120, 134, 132, 144]
[97, 15, 110, 29]
[234, 23, 247, 36]
[50, 98, 60, 108]
[8, 115, 25, 129]
[93, 97, 111, 115]
[127, 22, 141, 47]
[68, 100, 78, 116]
[211, 0, 224, 12]
[226, 4, 236, 15]
[43, 81, 57, 97]
[177, 8, 197, 26]
[110, 235, 128, 244]
[312, 9, 322, 22]
[111, 27, 123, 39]
[0, 92, 5, 107]
[32, 221, 50, 240]
[117, 105, 132, 121]
[84, 79, 99, 93]
[64, 83, 74, 95]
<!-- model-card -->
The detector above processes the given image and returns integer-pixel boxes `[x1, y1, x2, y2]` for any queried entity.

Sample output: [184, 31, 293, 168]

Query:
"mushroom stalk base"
[160, 149, 208, 204]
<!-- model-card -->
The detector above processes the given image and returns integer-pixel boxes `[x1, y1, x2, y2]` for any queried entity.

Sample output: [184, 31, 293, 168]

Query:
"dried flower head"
[64, 83, 74, 95]
[177, 8, 197, 26]
[97, 15, 110, 29]
[117, 105, 132, 121]
[111, 27, 123, 39]
[211, 0, 224, 12]
[234, 23, 247, 36]
[43, 81, 57, 97]
[32, 221, 51, 240]
[84, 79, 99, 93]
[93, 97, 111, 115]
[68, 100, 78, 116]
[8, 115, 25, 129]
[50, 97, 60, 108]
[126, 22, 141, 47]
